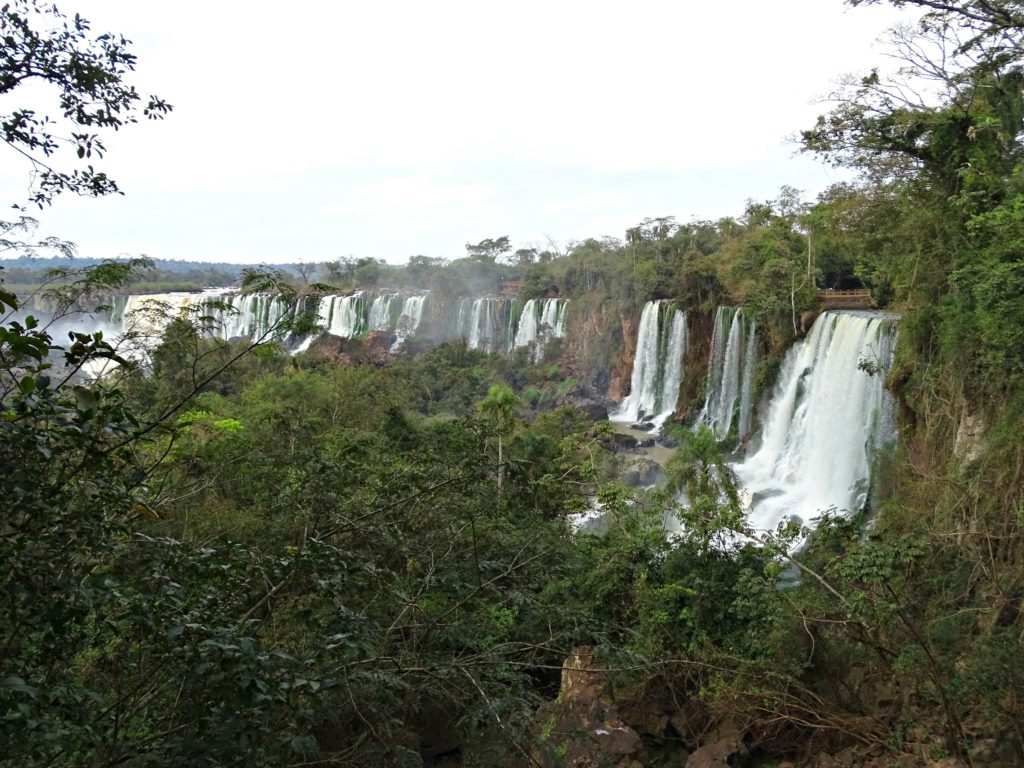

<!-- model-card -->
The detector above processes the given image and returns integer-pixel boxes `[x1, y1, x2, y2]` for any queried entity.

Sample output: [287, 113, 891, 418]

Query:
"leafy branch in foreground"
[1, 0, 172, 207]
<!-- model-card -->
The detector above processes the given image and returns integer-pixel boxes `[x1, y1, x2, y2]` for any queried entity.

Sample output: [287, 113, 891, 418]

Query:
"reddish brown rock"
[607, 312, 638, 402]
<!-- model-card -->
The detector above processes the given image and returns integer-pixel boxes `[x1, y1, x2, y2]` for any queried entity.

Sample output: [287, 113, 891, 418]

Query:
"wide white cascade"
[701, 307, 758, 441]
[734, 311, 897, 533]
[368, 293, 400, 331]
[114, 291, 295, 342]
[316, 293, 368, 339]
[456, 297, 514, 352]
[512, 298, 568, 362]
[311, 291, 428, 346]
[610, 301, 687, 429]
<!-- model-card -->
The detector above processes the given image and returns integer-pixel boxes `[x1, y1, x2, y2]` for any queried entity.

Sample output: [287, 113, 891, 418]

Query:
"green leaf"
[0, 677, 38, 698]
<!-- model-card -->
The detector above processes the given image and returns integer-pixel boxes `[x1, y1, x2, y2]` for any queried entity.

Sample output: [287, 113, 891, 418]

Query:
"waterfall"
[390, 294, 428, 351]
[513, 298, 568, 362]
[84, 289, 535, 359]
[317, 292, 368, 338]
[368, 293, 400, 331]
[113, 291, 300, 345]
[207, 293, 297, 340]
[701, 307, 758, 441]
[513, 299, 540, 350]
[734, 311, 897, 533]
[456, 297, 513, 352]
[610, 301, 687, 429]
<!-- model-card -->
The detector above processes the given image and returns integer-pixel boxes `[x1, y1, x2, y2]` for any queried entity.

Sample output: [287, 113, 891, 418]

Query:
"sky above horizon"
[1, 1, 915, 265]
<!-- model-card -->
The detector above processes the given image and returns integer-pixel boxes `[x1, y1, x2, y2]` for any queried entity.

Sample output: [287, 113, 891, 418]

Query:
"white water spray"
[513, 298, 568, 362]
[701, 307, 758, 441]
[610, 301, 688, 429]
[734, 311, 897, 533]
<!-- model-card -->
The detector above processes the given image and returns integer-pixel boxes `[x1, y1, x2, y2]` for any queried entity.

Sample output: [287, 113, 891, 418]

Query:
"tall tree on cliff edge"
[801, 0, 1024, 314]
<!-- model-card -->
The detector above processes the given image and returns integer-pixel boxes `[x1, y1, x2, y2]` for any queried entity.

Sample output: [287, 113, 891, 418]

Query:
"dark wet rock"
[572, 398, 609, 422]
[532, 647, 647, 768]
[630, 421, 656, 432]
[750, 488, 785, 507]
[599, 432, 643, 455]
[621, 457, 664, 488]
[685, 736, 746, 768]
[306, 331, 392, 367]
[655, 434, 679, 449]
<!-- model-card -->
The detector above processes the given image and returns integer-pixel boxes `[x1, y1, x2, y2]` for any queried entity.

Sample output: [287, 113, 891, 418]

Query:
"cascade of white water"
[547, 299, 568, 338]
[661, 309, 688, 423]
[734, 311, 897, 533]
[368, 293, 400, 331]
[208, 293, 296, 340]
[390, 294, 428, 351]
[513, 299, 540, 349]
[317, 292, 367, 338]
[108, 295, 130, 325]
[118, 290, 226, 337]
[513, 298, 568, 361]
[468, 299, 491, 351]
[456, 297, 512, 352]
[610, 301, 687, 429]
[701, 307, 757, 440]
[81, 290, 269, 377]
[455, 298, 474, 342]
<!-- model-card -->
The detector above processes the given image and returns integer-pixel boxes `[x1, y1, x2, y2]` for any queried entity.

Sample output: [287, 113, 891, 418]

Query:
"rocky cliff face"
[558, 299, 630, 402]
[607, 309, 638, 402]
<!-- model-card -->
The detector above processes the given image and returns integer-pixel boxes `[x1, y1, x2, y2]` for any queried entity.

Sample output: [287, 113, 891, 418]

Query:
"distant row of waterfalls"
[103, 291, 568, 358]
[610, 299, 897, 534]
[69, 288, 896, 533]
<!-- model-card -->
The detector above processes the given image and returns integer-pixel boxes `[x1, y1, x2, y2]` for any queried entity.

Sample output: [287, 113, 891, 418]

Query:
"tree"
[1, 0, 172, 207]
[510, 246, 538, 267]
[465, 236, 512, 264]
[665, 425, 746, 551]
[292, 261, 317, 285]
[478, 383, 518, 491]
[849, 0, 1024, 59]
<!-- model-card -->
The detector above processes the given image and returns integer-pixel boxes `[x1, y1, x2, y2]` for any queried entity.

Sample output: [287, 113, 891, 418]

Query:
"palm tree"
[666, 425, 747, 550]
[479, 384, 518, 491]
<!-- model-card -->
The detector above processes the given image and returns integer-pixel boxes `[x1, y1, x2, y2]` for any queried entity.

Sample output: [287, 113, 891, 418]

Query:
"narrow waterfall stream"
[733, 311, 897, 533]
[610, 301, 687, 430]
[700, 307, 758, 442]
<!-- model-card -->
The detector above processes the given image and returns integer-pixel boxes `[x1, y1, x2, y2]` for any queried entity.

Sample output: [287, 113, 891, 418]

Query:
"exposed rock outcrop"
[306, 330, 392, 367]
[532, 647, 647, 768]
[608, 311, 639, 402]
[953, 409, 985, 464]
[621, 457, 665, 488]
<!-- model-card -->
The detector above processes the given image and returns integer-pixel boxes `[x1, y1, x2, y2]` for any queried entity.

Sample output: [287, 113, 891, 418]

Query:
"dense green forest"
[3, 0, 1024, 766]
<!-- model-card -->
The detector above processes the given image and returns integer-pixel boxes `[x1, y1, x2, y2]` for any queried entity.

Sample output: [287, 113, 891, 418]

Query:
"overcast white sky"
[1, 0, 914, 265]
